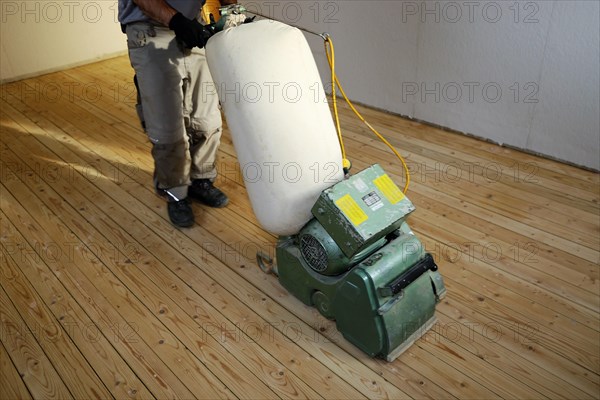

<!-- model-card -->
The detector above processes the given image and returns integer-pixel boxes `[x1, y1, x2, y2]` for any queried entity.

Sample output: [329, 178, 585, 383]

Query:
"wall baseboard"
[0, 50, 129, 84]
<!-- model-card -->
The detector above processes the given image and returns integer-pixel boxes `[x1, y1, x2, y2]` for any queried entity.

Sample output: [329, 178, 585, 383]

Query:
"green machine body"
[275, 164, 446, 361]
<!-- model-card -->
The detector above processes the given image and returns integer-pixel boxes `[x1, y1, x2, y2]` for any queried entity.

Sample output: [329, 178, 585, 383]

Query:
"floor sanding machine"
[274, 164, 446, 360]
[206, 9, 446, 361]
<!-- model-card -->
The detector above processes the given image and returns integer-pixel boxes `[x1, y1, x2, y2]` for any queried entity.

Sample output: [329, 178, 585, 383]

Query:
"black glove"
[168, 12, 211, 48]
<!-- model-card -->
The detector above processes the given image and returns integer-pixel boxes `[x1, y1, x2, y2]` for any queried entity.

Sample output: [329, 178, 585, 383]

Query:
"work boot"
[167, 198, 195, 228]
[189, 179, 229, 208]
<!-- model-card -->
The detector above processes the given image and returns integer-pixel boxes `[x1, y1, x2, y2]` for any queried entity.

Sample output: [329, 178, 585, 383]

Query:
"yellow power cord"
[324, 36, 411, 194]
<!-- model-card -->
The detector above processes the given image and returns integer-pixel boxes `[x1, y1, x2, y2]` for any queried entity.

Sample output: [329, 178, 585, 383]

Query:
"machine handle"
[378, 253, 438, 297]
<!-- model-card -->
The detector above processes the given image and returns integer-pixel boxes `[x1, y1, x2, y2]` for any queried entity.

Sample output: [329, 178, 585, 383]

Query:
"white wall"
[526, 2, 599, 169]
[0, 1, 127, 82]
[244, 0, 599, 170]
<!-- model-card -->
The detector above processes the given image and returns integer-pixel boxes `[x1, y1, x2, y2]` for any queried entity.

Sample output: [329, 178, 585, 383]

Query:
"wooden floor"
[0, 56, 599, 400]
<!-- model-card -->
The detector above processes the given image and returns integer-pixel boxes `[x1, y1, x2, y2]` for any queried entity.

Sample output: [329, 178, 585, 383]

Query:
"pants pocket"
[126, 24, 155, 49]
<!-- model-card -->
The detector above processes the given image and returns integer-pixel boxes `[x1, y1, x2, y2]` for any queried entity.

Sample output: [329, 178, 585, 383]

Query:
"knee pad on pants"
[151, 138, 191, 189]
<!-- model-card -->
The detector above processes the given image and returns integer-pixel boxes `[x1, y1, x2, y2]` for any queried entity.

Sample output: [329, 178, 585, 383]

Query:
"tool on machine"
[206, 14, 446, 362]
[204, 4, 255, 34]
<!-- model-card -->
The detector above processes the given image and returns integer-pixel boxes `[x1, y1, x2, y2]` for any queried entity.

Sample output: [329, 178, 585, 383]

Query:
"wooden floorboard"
[0, 340, 33, 400]
[1, 56, 599, 399]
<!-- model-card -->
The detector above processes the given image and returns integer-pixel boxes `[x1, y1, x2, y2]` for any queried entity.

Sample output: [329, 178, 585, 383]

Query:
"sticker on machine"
[362, 191, 384, 211]
[335, 194, 368, 226]
[373, 174, 405, 204]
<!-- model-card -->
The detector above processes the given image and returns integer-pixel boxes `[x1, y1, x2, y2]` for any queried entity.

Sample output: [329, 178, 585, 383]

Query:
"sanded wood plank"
[0, 230, 154, 399]
[426, 311, 589, 399]
[414, 229, 599, 352]
[0, 252, 114, 400]
[0, 165, 242, 399]
[0, 213, 113, 400]
[0, 120, 238, 395]
[0, 212, 196, 400]
[410, 192, 599, 303]
[438, 287, 599, 395]
[0, 341, 33, 400]
[62, 66, 140, 128]
[0, 144, 316, 400]
[0, 286, 73, 400]
[409, 206, 599, 322]
[411, 216, 599, 335]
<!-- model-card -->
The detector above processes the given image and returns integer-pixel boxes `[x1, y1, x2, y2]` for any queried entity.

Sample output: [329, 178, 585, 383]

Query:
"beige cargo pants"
[125, 22, 222, 200]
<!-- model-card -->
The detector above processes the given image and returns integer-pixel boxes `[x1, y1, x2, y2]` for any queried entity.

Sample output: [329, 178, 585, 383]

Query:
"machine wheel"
[312, 291, 334, 319]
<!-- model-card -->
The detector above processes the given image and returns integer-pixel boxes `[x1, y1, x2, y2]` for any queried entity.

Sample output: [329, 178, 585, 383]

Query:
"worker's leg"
[183, 46, 229, 207]
[125, 23, 194, 226]
[183, 46, 223, 181]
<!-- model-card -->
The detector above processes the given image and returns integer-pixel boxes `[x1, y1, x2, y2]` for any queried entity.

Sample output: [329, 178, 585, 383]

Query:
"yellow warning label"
[374, 174, 405, 204]
[335, 194, 368, 226]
